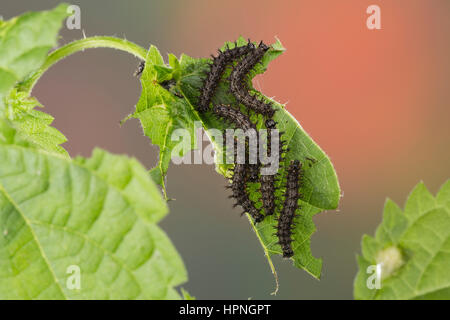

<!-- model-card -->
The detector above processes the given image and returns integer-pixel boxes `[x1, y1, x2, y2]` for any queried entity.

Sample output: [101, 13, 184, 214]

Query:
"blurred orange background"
[2, 0, 449, 299]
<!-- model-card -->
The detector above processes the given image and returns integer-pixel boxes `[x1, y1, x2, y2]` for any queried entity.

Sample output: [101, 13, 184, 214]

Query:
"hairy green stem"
[20, 36, 147, 94]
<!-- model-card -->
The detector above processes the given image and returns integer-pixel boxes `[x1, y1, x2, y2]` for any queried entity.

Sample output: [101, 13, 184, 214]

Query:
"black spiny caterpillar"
[229, 41, 275, 118]
[212, 104, 256, 131]
[230, 163, 264, 223]
[260, 119, 287, 216]
[214, 105, 263, 222]
[276, 160, 303, 258]
[197, 41, 255, 113]
[213, 104, 260, 182]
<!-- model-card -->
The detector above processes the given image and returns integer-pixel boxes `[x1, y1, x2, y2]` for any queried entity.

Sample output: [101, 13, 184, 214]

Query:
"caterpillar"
[212, 104, 256, 131]
[213, 105, 264, 222]
[134, 60, 145, 77]
[230, 163, 264, 223]
[197, 41, 255, 113]
[260, 171, 276, 216]
[276, 160, 303, 258]
[213, 104, 260, 182]
[259, 119, 287, 216]
[247, 163, 260, 182]
[229, 41, 275, 118]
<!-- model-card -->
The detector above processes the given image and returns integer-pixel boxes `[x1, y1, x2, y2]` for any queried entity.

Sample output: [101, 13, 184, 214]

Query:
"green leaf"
[125, 46, 198, 198]
[0, 124, 187, 299]
[0, 5, 69, 157]
[0, 4, 69, 110]
[133, 37, 340, 279]
[0, 118, 31, 147]
[75, 149, 168, 224]
[354, 181, 450, 300]
[3, 89, 68, 156]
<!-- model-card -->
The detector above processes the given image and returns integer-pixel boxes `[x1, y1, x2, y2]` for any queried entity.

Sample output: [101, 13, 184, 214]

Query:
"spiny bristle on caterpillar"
[247, 163, 260, 182]
[257, 41, 270, 50]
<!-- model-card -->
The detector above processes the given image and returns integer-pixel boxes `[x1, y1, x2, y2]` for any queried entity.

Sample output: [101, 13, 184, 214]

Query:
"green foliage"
[124, 46, 199, 198]
[4, 89, 68, 156]
[354, 181, 450, 300]
[0, 5, 187, 300]
[0, 122, 187, 299]
[132, 37, 340, 278]
[75, 149, 168, 224]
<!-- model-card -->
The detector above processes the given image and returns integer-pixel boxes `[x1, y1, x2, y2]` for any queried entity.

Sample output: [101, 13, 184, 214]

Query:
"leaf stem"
[19, 36, 147, 94]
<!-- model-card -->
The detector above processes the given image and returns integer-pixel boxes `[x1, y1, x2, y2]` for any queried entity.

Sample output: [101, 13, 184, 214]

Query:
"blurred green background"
[2, 0, 449, 299]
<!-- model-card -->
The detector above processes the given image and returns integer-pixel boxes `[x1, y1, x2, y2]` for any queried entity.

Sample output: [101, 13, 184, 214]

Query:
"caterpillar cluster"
[201, 40, 302, 259]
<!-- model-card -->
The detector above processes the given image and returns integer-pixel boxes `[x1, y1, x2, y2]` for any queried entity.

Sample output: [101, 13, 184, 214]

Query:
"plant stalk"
[20, 36, 147, 94]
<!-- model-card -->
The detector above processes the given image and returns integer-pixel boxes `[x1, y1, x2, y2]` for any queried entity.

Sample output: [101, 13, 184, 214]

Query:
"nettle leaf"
[0, 5, 69, 156]
[126, 46, 198, 198]
[135, 37, 340, 279]
[354, 181, 450, 300]
[0, 118, 31, 147]
[3, 89, 68, 156]
[0, 123, 187, 300]
[75, 148, 167, 224]
[0, 4, 69, 110]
